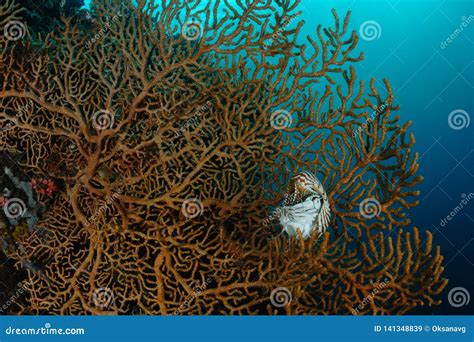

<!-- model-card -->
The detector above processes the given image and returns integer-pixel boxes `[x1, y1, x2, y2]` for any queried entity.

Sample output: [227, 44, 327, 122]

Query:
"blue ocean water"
[294, 0, 473, 315]
[82, 0, 473, 314]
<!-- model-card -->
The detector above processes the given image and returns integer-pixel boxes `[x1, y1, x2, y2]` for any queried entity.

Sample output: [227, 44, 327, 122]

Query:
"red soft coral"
[31, 178, 57, 198]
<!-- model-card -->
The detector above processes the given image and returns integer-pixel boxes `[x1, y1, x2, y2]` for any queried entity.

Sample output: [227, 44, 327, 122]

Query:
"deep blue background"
[294, 0, 473, 315]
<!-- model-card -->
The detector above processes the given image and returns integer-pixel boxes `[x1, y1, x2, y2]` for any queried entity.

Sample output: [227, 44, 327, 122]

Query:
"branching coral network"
[0, 0, 447, 315]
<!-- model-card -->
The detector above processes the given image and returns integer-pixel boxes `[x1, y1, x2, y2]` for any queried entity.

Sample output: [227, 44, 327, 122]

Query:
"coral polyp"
[0, 0, 446, 315]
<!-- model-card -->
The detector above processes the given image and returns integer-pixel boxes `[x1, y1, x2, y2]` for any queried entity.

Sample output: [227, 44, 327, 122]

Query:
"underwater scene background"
[81, 0, 474, 315]
[0, 0, 472, 315]
[290, 0, 473, 315]
[290, 0, 474, 315]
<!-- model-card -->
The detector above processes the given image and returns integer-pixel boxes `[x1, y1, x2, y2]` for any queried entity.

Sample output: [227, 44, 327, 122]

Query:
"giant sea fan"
[0, 0, 447, 314]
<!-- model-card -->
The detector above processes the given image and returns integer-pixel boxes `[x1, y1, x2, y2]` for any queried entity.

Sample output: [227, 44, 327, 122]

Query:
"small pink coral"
[31, 178, 57, 198]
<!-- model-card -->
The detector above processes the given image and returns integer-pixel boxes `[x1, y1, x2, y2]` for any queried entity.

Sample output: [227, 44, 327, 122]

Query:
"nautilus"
[278, 172, 331, 239]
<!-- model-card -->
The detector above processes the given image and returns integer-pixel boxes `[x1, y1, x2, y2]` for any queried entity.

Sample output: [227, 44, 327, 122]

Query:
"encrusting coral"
[0, 0, 447, 315]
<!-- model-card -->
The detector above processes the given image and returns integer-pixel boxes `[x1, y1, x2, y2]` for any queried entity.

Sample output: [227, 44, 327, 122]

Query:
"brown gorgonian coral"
[0, 0, 447, 315]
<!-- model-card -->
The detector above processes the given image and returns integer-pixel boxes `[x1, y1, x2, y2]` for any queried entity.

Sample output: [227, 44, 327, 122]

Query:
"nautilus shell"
[278, 172, 331, 239]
